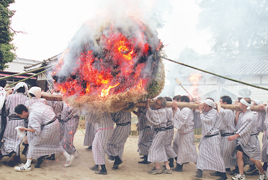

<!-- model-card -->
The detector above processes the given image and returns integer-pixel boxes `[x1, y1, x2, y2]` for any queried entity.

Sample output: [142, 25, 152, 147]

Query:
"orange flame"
[188, 73, 202, 100]
[52, 19, 159, 98]
[189, 73, 202, 84]
[100, 83, 120, 97]
[52, 49, 70, 76]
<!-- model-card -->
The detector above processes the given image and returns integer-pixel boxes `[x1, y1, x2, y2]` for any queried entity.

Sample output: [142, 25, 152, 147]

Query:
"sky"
[9, 0, 211, 61]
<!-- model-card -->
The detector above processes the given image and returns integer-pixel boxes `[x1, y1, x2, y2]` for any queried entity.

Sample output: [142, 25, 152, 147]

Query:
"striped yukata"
[92, 112, 114, 165]
[242, 110, 263, 166]
[218, 108, 237, 168]
[196, 108, 226, 172]
[25, 98, 47, 127]
[262, 107, 268, 164]
[137, 109, 154, 156]
[61, 103, 79, 155]
[173, 107, 197, 165]
[27, 102, 64, 159]
[164, 108, 176, 159]
[256, 110, 268, 163]
[1, 93, 29, 156]
[83, 121, 95, 147]
[172, 132, 179, 156]
[47, 97, 64, 140]
[236, 110, 260, 161]
[174, 110, 201, 159]
[25, 98, 47, 108]
[146, 108, 167, 163]
[106, 111, 131, 160]
[193, 110, 202, 129]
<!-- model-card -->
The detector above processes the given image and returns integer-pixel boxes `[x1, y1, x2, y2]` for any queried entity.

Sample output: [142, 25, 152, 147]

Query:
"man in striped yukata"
[244, 99, 266, 175]
[1, 82, 29, 166]
[61, 102, 79, 157]
[46, 88, 64, 161]
[107, 111, 131, 170]
[259, 103, 268, 173]
[23, 86, 47, 159]
[172, 95, 197, 172]
[134, 107, 153, 164]
[172, 95, 181, 156]
[211, 96, 236, 177]
[146, 97, 171, 175]
[13, 103, 74, 171]
[164, 97, 176, 168]
[83, 121, 95, 149]
[89, 112, 114, 175]
[192, 99, 227, 180]
[260, 104, 268, 173]
[228, 98, 266, 180]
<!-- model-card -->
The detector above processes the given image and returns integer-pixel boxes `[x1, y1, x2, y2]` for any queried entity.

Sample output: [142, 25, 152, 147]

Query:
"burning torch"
[175, 78, 194, 100]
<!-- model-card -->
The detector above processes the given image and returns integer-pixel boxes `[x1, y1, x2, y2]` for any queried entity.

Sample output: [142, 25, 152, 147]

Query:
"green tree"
[0, 0, 16, 70]
[197, 0, 268, 57]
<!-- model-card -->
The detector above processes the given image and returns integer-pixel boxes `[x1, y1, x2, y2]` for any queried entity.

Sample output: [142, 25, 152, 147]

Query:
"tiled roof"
[174, 56, 268, 77]
[210, 57, 268, 76]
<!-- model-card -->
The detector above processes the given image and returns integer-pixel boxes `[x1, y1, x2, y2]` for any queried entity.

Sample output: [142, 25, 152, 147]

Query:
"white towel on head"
[13, 82, 28, 95]
[252, 99, 261, 105]
[204, 99, 216, 108]
[28, 86, 42, 98]
[240, 99, 251, 110]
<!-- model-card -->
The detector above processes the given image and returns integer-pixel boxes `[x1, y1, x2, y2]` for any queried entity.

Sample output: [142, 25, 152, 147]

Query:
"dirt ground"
[0, 129, 263, 180]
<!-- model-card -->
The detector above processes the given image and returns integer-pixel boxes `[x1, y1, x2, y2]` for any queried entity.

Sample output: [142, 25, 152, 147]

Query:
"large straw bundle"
[53, 17, 165, 114]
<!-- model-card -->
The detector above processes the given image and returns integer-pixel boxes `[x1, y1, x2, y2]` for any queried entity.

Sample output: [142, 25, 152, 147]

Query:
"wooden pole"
[38, 93, 265, 112]
[175, 78, 194, 99]
[41, 92, 63, 101]
[0, 65, 52, 81]
[6, 67, 52, 88]
[135, 101, 265, 112]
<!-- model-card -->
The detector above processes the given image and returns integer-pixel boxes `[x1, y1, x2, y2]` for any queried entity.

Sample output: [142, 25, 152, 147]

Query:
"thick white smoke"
[55, 0, 172, 77]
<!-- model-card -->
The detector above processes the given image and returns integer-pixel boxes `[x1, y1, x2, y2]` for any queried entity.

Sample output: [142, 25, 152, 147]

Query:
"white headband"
[204, 99, 216, 108]
[28, 87, 42, 98]
[240, 99, 251, 110]
[252, 99, 261, 105]
[13, 82, 28, 95]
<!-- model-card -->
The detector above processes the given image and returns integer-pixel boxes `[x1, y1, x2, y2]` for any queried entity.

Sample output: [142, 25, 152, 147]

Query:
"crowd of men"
[1, 78, 268, 180]
[0, 80, 78, 171]
[132, 95, 268, 180]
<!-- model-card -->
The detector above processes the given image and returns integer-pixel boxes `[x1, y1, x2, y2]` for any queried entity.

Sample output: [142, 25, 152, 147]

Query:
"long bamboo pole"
[161, 56, 268, 91]
[0, 65, 52, 81]
[135, 101, 265, 112]
[39, 92, 265, 112]
[41, 92, 63, 101]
